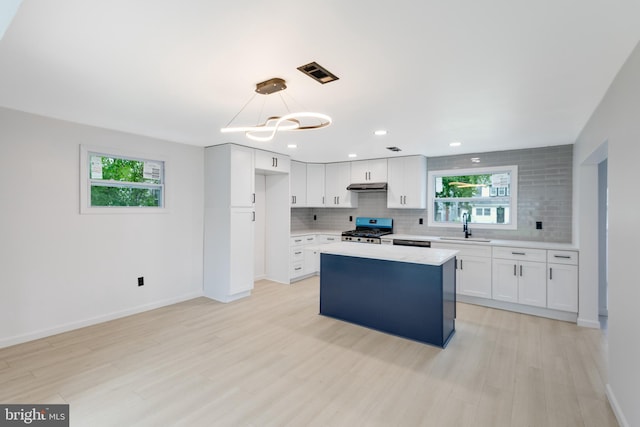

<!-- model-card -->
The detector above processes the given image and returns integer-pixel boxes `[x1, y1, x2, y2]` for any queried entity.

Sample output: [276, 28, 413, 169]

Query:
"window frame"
[80, 145, 168, 214]
[427, 165, 518, 230]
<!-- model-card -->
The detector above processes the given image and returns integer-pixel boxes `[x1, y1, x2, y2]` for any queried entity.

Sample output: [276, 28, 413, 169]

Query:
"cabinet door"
[255, 150, 290, 173]
[492, 259, 519, 302]
[350, 160, 370, 182]
[368, 159, 388, 182]
[459, 256, 492, 298]
[325, 163, 357, 207]
[547, 264, 578, 312]
[229, 208, 255, 295]
[518, 261, 547, 307]
[401, 156, 426, 208]
[306, 164, 325, 207]
[387, 156, 426, 209]
[290, 161, 307, 207]
[386, 157, 405, 208]
[230, 145, 255, 208]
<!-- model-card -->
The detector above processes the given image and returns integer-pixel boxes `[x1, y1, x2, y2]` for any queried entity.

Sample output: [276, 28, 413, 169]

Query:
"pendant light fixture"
[220, 77, 332, 142]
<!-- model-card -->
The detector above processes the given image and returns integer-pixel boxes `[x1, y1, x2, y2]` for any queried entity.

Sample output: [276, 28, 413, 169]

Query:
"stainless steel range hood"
[346, 182, 388, 192]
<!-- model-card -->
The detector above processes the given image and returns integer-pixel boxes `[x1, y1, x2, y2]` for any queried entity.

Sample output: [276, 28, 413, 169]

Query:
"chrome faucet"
[462, 213, 472, 238]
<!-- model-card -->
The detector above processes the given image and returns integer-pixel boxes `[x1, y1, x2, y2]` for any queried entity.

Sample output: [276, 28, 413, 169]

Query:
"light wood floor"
[0, 277, 617, 427]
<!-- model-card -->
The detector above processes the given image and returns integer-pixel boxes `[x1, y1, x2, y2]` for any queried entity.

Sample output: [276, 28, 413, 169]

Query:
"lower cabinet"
[547, 250, 579, 312]
[290, 233, 340, 281]
[492, 247, 547, 308]
[431, 242, 492, 298]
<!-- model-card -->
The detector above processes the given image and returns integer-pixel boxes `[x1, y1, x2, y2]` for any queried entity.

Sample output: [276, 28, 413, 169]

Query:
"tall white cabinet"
[306, 164, 326, 207]
[387, 156, 427, 208]
[204, 144, 255, 302]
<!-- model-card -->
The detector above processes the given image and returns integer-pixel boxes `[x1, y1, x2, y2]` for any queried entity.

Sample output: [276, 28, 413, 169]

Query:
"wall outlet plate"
[536, 221, 543, 230]
[138, 277, 144, 286]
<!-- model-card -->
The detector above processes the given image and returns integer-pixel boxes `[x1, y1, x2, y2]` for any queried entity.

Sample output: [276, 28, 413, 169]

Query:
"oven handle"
[392, 239, 431, 248]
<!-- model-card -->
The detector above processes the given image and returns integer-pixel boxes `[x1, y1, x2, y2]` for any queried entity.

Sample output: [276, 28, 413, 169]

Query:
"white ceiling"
[1, 1, 639, 163]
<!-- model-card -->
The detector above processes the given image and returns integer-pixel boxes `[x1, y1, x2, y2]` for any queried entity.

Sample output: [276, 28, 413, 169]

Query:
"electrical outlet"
[349, 216, 353, 222]
[313, 214, 317, 220]
[536, 221, 543, 230]
[419, 218, 423, 224]
[138, 277, 144, 286]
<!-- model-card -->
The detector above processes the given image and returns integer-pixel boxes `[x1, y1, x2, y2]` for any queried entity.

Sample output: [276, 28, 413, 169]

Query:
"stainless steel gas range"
[341, 217, 393, 244]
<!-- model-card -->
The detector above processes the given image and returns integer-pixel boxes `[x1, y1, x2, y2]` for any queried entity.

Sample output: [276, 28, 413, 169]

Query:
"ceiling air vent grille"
[386, 146, 402, 152]
[297, 62, 339, 84]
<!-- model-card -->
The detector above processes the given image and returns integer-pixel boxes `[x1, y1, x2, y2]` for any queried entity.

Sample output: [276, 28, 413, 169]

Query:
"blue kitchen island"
[317, 242, 458, 348]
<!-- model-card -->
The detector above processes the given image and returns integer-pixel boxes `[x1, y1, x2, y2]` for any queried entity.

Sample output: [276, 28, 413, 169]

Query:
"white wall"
[574, 41, 640, 427]
[0, 108, 204, 347]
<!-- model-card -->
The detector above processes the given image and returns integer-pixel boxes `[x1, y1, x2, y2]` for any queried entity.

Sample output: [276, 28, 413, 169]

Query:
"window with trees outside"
[80, 145, 165, 213]
[427, 165, 518, 230]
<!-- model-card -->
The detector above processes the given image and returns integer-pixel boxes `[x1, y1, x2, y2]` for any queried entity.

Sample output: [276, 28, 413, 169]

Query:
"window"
[80, 145, 166, 213]
[427, 165, 517, 230]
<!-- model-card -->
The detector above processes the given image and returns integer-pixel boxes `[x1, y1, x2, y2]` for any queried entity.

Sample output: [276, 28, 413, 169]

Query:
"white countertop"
[291, 229, 341, 237]
[386, 234, 578, 250]
[308, 242, 458, 266]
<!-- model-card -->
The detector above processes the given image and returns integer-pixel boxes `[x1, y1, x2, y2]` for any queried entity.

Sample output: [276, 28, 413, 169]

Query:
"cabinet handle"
[520, 265, 523, 276]
[327, 237, 335, 241]
[295, 251, 302, 255]
[513, 264, 517, 276]
[252, 211, 255, 222]
[276, 158, 278, 167]
[295, 239, 302, 243]
[549, 267, 553, 280]
[294, 267, 302, 271]
[322, 196, 324, 204]
[306, 237, 313, 241]
[291, 196, 294, 204]
[460, 259, 463, 270]
[554, 255, 571, 259]
[337, 196, 340, 205]
[294, 195, 296, 204]
[252, 193, 255, 203]
[512, 251, 526, 255]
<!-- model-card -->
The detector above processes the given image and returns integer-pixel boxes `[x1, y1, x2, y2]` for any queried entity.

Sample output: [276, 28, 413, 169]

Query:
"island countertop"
[310, 242, 458, 266]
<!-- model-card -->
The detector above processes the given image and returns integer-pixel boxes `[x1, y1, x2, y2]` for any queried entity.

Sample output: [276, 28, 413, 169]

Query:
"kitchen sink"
[438, 237, 492, 243]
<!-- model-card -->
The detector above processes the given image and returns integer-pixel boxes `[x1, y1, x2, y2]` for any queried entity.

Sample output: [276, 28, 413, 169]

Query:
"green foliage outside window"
[90, 155, 163, 207]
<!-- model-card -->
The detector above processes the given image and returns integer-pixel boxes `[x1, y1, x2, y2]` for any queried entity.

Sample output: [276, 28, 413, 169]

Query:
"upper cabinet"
[255, 149, 291, 174]
[306, 163, 326, 207]
[387, 156, 427, 209]
[350, 159, 388, 183]
[325, 162, 358, 208]
[227, 144, 255, 208]
[290, 161, 307, 207]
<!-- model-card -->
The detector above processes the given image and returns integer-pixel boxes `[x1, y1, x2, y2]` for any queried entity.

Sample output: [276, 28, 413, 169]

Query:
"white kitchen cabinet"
[492, 247, 547, 308]
[431, 242, 492, 298]
[228, 144, 255, 208]
[547, 250, 578, 312]
[350, 159, 387, 183]
[255, 149, 291, 173]
[290, 161, 307, 207]
[290, 234, 318, 281]
[204, 144, 256, 302]
[387, 156, 427, 209]
[325, 162, 358, 208]
[306, 163, 326, 207]
[229, 208, 255, 295]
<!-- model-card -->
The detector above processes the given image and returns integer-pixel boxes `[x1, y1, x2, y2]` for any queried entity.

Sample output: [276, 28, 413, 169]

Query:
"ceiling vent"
[297, 62, 339, 84]
[386, 146, 402, 152]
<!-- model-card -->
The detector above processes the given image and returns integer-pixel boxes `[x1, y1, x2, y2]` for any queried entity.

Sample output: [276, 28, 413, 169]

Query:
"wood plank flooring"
[0, 277, 617, 426]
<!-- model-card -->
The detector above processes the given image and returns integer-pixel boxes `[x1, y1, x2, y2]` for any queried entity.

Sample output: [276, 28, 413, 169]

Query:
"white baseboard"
[606, 383, 629, 427]
[0, 291, 203, 349]
[457, 295, 578, 323]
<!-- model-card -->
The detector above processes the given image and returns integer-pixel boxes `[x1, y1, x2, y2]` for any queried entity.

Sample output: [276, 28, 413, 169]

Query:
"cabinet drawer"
[318, 234, 339, 244]
[290, 247, 305, 261]
[303, 235, 316, 245]
[290, 236, 306, 246]
[492, 247, 546, 262]
[431, 242, 491, 258]
[547, 250, 578, 265]
[290, 262, 304, 277]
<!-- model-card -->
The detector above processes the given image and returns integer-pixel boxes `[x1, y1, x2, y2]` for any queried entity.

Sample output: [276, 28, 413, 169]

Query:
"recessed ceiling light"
[348, 153, 357, 158]
[449, 141, 462, 147]
[374, 130, 388, 136]
[287, 144, 297, 149]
